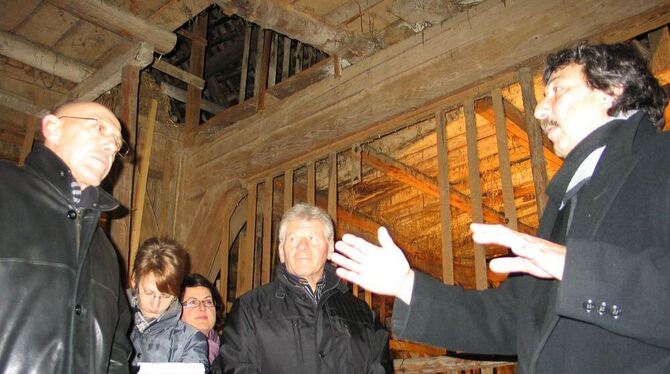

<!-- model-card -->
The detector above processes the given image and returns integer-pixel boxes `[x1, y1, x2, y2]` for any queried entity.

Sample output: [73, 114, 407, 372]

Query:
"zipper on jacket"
[292, 320, 305, 364]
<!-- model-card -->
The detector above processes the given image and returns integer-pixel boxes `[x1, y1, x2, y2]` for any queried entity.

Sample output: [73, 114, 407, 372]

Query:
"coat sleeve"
[392, 271, 524, 355]
[178, 330, 209, 372]
[557, 237, 670, 349]
[108, 281, 133, 374]
[219, 299, 260, 373]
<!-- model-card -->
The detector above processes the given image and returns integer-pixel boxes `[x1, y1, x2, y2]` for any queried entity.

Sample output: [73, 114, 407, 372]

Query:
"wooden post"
[110, 65, 140, 273]
[328, 153, 337, 224]
[219, 209, 231, 312]
[307, 160, 315, 205]
[268, 33, 278, 88]
[237, 183, 257, 296]
[464, 100, 487, 290]
[18, 115, 38, 166]
[129, 100, 157, 267]
[258, 29, 272, 110]
[492, 89, 518, 231]
[435, 109, 454, 285]
[261, 176, 273, 284]
[158, 141, 174, 236]
[184, 14, 208, 134]
[284, 169, 293, 212]
[519, 68, 548, 215]
[253, 27, 265, 98]
[239, 22, 251, 103]
[282, 36, 291, 81]
[334, 55, 342, 79]
[295, 42, 303, 73]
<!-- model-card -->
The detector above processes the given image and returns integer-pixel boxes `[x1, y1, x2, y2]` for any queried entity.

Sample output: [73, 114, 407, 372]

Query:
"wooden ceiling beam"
[215, 0, 377, 62]
[324, 0, 384, 26]
[153, 59, 206, 89]
[0, 88, 48, 118]
[160, 82, 225, 114]
[47, 0, 176, 54]
[67, 42, 154, 102]
[0, 30, 93, 83]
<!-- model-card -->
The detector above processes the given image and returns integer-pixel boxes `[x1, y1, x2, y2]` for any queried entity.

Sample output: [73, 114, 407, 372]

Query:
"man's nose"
[534, 97, 550, 121]
[297, 237, 309, 249]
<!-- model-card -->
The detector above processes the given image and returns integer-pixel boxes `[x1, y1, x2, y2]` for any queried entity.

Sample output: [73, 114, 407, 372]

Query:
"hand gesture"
[332, 227, 415, 303]
[471, 223, 567, 280]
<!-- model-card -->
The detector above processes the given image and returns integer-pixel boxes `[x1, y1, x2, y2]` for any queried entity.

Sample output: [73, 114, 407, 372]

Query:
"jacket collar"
[24, 144, 119, 212]
[274, 263, 347, 299]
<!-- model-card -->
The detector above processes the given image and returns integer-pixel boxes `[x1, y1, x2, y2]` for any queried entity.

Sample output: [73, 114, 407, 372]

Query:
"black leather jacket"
[220, 263, 392, 373]
[0, 145, 132, 373]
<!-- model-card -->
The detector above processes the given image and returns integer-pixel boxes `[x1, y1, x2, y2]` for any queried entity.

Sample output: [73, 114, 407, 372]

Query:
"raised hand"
[332, 227, 415, 303]
[471, 223, 567, 280]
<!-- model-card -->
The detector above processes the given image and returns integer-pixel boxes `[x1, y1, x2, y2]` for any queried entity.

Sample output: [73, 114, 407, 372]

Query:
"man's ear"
[601, 85, 623, 110]
[327, 240, 335, 260]
[278, 244, 286, 263]
[42, 114, 62, 145]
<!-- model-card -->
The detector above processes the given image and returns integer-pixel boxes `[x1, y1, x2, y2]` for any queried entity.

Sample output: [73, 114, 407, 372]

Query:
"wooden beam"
[491, 89, 518, 231]
[649, 26, 670, 84]
[237, 183, 257, 295]
[110, 65, 141, 273]
[160, 82, 224, 114]
[435, 110, 454, 285]
[153, 59, 205, 89]
[0, 88, 48, 118]
[200, 98, 257, 131]
[392, 356, 513, 372]
[216, 0, 377, 62]
[328, 153, 337, 223]
[519, 68, 548, 216]
[281, 36, 291, 81]
[306, 160, 315, 205]
[148, 0, 213, 31]
[129, 99, 158, 267]
[239, 22, 251, 104]
[0, 30, 93, 83]
[68, 42, 154, 102]
[158, 141, 174, 236]
[185, 14, 208, 133]
[48, 0, 176, 54]
[261, 176, 273, 284]
[258, 29, 272, 110]
[389, 339, 446, 356]
[284, 168, 293, 211]
[253, 27, 265, 99]
[324, 0, 384, 26]
[464, 100, 487, 291]
[268, 33, 278, 88]
[267, 57, 334, 101]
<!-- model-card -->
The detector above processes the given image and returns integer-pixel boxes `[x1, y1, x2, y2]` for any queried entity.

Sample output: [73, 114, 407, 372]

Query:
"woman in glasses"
[128, 238, 208, 371]
[181, 273, 225, 374]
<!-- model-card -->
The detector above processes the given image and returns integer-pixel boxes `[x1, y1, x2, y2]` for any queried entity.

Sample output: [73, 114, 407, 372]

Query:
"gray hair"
[278, 203, 335, 248]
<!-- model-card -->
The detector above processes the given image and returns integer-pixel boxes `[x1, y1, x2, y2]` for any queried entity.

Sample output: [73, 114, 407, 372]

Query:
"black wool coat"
[393, 112, 670, 373]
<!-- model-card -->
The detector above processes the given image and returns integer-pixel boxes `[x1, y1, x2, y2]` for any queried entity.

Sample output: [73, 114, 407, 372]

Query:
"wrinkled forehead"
[56, 102, 121, 131]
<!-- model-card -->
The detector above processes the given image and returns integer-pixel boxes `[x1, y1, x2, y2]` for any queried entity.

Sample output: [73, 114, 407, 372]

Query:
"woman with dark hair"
[181, 273, 225, 374]
[128, 238, 208, 371]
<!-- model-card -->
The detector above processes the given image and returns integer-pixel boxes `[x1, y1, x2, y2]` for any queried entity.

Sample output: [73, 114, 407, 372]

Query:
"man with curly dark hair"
[332, 41, 670, 373]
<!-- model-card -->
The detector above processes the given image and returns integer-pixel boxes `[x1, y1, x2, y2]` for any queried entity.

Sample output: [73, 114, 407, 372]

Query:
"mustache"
[540, 119, 558, 133]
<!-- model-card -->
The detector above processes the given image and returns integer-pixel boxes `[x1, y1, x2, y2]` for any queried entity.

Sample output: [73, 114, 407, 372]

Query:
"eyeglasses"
[58, 115, 130, 158]
[182, 298, 216, 309]
[139, 289, 175, 302]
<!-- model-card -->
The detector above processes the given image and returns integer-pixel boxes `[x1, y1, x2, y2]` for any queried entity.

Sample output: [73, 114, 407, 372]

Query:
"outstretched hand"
[471, 223, 567, 280]
[332, 227, 415, 304]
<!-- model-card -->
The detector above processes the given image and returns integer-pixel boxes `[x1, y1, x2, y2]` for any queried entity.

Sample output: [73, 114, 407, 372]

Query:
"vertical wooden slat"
[258, 29, 272, 110]
[283, 168, 293, 212]
[129, 99, 157, 268]
[238, 22, 251, 103]
[282, 36, 291, 81]
[237, 183, 257, 296]
[306, 160, 315, 205]
[219, 213, 230, 312]
[328, 153, 337, 223]
[295, 42, 303, 73]
[110, 64, 140, 273]
[365, 289, 372, 308]
[352, 283, 359, 297]
[158, 141, 174, 236]
[464, 100, 487, 290]
[261, 176, 273, 284]
[184, 14, 207, 133]
[492, 89, 518, 231]
[334, 55, 341, 79]
[18, 115, 37, 166]
[253, 27, 265, 98]
[435, 109, 454, 285]
[268, 33, 278, 88]
[519, 68, 548, 215]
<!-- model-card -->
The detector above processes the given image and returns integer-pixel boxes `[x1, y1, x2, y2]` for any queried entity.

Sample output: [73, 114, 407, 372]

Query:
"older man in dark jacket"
[332, 42, 670, 373]
[0, 102, 132, 373]
[221, 203, 392, 373]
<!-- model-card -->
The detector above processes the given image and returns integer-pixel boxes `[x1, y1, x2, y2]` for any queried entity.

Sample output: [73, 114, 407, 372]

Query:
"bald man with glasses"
[0, 101, 132, 373]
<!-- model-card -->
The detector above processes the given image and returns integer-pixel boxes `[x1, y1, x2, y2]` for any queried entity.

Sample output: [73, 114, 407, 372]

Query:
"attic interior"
[1, 0, 669, 371]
